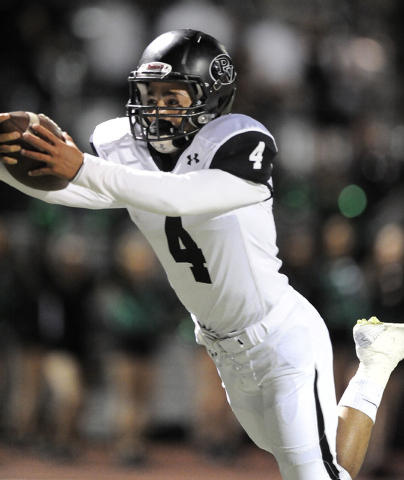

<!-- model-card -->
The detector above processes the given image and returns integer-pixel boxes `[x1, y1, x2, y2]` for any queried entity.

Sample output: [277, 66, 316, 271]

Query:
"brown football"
[0, 111, 69, 191]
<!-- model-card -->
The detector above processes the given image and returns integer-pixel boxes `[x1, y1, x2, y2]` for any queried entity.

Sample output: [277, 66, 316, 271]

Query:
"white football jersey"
[0, 113, 290, 337]
[87, 113, 289, 336]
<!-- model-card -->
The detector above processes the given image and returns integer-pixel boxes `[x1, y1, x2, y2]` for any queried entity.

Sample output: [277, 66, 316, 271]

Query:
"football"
[0, 111, 69, 191]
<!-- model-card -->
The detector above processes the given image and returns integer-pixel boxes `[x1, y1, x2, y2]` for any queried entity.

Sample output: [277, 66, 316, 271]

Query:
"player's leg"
[218, 362, 340, 480]
[337, 317, 404, 479]
[215, 296, 348, 480]
[336, 406, 373, 479]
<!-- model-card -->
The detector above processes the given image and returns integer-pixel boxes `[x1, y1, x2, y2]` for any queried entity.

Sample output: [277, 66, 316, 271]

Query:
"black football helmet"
[126, 29, 237, 153]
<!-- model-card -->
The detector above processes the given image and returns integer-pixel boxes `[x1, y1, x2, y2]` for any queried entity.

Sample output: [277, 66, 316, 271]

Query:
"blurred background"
[1, 0, 404, 478]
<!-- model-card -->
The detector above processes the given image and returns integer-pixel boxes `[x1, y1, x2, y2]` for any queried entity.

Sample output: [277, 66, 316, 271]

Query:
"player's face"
[142, 81, 193, 129]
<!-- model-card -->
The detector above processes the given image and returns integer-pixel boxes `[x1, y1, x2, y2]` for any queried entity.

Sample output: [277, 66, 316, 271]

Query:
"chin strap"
[148, 119, 177, 154]
[150, 139, 178, 154]
[148, 119, 194, 154]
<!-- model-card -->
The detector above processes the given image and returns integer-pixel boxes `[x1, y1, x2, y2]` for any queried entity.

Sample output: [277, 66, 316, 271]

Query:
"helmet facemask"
[127, 77, 210, 154]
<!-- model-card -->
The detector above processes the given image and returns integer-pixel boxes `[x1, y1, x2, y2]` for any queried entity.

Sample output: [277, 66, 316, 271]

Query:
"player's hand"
[0, 113, 21, 165]
[20, 124, 84, 180]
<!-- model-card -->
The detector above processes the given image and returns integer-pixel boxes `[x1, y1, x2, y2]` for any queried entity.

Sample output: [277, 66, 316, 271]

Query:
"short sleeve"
[209, 131, 277, 185]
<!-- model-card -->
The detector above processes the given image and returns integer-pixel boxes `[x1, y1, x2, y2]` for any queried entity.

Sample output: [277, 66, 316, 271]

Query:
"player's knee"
[273, 443, 339, 480]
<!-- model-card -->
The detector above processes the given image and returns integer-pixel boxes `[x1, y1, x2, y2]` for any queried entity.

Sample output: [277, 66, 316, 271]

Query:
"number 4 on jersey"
[249, 141, 265, 169]
[165, 217, 212, 284]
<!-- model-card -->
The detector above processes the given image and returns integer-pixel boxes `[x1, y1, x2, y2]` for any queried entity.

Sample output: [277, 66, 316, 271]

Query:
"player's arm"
[73, 154, 270, 216]
[69, 129, 275, 216]
[12, 123, 271, 216]
[0, 162, 125, 209]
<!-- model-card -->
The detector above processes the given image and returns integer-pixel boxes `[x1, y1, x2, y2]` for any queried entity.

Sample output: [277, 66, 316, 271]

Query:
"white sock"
[338, 375, 384, 423]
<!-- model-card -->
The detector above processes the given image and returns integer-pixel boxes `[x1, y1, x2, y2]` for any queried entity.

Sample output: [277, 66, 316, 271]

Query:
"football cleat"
[354, 317, 404, 386]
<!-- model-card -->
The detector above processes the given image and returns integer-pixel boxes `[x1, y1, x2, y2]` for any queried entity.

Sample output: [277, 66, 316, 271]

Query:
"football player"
[1, 29, 404, 480]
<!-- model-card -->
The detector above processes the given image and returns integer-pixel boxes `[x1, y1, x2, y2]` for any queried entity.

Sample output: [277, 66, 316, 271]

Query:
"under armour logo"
[187, 153, 200, 165]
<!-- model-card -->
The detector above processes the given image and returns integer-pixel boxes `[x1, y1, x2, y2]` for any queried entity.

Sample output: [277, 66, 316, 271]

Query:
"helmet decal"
[137, 62, 172, 77]
[209, 54, 235, 85]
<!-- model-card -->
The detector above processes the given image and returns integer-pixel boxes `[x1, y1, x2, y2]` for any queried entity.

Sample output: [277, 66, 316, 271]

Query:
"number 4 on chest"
[165, 217, 212, 284]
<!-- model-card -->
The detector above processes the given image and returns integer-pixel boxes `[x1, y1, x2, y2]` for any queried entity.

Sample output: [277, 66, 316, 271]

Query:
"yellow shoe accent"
[356, 316, 382, 326]
[353, 317, 404, 387]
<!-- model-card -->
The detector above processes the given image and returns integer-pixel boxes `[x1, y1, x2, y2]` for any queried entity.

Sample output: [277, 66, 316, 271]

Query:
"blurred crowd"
[1, 0, 404, 476]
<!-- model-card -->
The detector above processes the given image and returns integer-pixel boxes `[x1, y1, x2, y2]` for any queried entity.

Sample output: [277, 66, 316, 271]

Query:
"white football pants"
[196, 289, 352, 480]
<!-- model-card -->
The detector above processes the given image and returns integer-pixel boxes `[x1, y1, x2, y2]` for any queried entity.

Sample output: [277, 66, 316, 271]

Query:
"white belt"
[196, 288, 299, 355]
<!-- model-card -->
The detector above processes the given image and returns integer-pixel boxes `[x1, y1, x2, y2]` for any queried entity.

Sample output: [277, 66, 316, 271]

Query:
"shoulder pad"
[198, 113, 275, 149]
[91, 117, 131, 151]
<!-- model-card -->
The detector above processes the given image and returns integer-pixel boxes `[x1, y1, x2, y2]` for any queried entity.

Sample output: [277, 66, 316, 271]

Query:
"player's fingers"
[22, 131, 52, 153]
[0, 131, 21, 143]
[0, 142, 21, 152]
[62, 131, 78, 148]
[20, 147, 52, 164]
[0, 156, 18, 165]
[31, 123, 60, 145]
[0, 113, 11, 123]
[28, 168, 53, 177]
